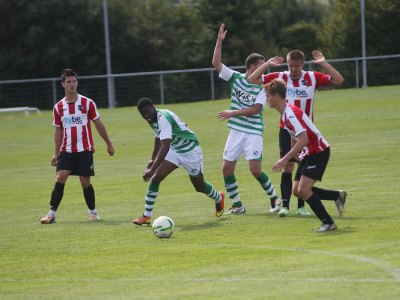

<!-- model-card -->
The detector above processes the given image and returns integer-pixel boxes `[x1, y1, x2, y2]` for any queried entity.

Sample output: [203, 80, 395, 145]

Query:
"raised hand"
[266, 56, 284, 68]
[217, 22, 228, 42]
[311, 50, 326, 65]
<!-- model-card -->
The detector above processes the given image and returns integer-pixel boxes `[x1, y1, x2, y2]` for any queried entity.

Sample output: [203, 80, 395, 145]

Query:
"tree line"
[0, 0, 398, 80]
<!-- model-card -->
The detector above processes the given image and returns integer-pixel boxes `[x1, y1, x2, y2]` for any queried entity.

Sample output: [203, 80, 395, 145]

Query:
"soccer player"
[212, 22, 284, 214]
[40, 69, 115, 224]
[248, 49, 345, 217]
[265, 78, 346, 232]
[132, 97, 224, 225]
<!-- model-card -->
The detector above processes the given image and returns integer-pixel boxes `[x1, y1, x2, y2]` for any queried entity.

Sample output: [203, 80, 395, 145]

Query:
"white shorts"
[223, 130, 263, 161]
[165, 145, 204, 176]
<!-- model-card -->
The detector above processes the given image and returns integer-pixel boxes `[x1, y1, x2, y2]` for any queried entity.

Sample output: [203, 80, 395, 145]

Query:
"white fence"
[0, 106, 41, 116]
[0, 54, 399, 110]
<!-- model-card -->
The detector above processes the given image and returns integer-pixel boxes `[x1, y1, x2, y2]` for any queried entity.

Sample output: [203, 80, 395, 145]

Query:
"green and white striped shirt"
[219, 64, 265, 136]
[149, 109, 199, 154]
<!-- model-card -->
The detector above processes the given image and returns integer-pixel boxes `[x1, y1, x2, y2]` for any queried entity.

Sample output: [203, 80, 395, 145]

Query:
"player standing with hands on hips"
[248, 49, 346, 217]
[40, 69, 115, 224]
[212, 22, 283, 214]
[265, 79, 346, 232]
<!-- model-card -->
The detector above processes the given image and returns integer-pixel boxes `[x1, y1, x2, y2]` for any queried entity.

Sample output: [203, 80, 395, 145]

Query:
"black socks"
[306, 193, 333, 224]
[83, 184, 96, 210]
[50, 182, 65, 211]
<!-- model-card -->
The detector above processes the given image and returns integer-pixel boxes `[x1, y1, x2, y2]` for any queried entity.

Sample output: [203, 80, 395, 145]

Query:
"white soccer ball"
[152, 216, 175, 238]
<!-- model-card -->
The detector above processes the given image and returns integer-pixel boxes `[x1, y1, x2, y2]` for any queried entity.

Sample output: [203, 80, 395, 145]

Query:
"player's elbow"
[248, 77, 256, 84]
[298, 133, 309, 147]
[251, 106, 261, 114]
[332, 76, 344, 85]
[212, 60, 221, 72]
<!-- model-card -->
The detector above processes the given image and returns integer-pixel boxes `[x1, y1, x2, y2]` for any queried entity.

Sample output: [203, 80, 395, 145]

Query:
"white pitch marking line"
[222, 244, 400, 281]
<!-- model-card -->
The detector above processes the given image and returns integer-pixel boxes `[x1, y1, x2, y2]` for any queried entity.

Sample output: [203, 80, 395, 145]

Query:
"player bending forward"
[265, 79, 346, 232]
[132, 98, 224, 225]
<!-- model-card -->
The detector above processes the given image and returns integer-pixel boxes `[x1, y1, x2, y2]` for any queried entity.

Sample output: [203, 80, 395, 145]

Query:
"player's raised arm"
[247, 56, 284, 84]
[212, 22, 227, 73]
[311, 50, 344, 85]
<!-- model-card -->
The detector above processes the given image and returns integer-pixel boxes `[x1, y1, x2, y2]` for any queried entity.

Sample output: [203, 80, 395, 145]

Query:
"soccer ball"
[152, 216, 175, 238]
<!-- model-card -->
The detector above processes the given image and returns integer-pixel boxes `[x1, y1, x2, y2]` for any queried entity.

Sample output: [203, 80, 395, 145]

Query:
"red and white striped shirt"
[262, 71, 330, 128]
[282, 104, 329, 159]
[53, 94, 100, 153]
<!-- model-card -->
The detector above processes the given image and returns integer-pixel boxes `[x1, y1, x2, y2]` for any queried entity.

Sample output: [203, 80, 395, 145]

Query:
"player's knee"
[79, 177, 91, 188]
[250, 168, 261, 178]
[55, 174, 68, 184]
[296, 187, 309, 199]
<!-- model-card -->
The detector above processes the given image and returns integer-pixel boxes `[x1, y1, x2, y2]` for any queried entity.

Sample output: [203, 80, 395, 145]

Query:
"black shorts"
[294, 147, 330, 182]
[56, 151, 95, 176]
[279, 127, 297, 162]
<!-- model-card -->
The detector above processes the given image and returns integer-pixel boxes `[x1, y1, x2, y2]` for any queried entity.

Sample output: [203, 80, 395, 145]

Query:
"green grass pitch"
[1, 85, 400, 299]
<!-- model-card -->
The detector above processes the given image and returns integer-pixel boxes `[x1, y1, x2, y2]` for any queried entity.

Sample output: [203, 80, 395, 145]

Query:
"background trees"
[0, 0, 105, 79]
[0, 0, 398, 80]
[318, 0, 400, 58]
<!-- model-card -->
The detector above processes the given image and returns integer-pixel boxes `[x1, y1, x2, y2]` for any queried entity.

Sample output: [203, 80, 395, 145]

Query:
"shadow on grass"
[178, 218, 225, 232]
[251, 211, 368, 222]
[310, 228, 357, 236]
[74, 219, 129, 226]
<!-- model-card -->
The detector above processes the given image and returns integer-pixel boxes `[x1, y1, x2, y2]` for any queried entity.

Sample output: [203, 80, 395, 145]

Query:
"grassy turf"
[1, 85, 400, 299]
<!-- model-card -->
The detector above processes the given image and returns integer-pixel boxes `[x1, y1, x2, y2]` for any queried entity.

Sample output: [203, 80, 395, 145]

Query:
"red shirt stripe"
[282, 104, 329, 158]
[262, 71, 330, 128]
[52, 94, 100, 153]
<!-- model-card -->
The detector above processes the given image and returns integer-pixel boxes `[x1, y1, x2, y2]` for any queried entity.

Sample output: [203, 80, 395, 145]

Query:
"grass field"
[1, 85, 400, 299]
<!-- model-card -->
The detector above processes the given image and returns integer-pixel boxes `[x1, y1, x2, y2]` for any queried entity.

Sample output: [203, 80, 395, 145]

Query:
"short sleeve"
[254, 89, 266, 107]
[219, 64, 235, 81]
[157, 115, 173, 140]
[314, 71, 331, 87]
[53, 106, 61, 127]
[88, 100, 100, 121]
[261, 72, 280, 84]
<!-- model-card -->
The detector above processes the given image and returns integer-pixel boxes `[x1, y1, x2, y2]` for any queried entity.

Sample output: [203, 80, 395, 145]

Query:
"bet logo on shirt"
[287, 87, 308, 98]
[64, 116, 83, 125]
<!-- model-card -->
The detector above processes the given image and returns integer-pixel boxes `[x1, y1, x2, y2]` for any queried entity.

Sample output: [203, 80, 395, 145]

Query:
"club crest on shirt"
[234, 88, 256, 104]
[78, 105, 82, 111]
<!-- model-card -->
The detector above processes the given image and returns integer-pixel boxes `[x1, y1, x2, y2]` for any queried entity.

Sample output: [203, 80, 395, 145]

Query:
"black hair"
[61, 69, 78, 82]
[137, 97, 154, 110]
[245, 53, 265, 70]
